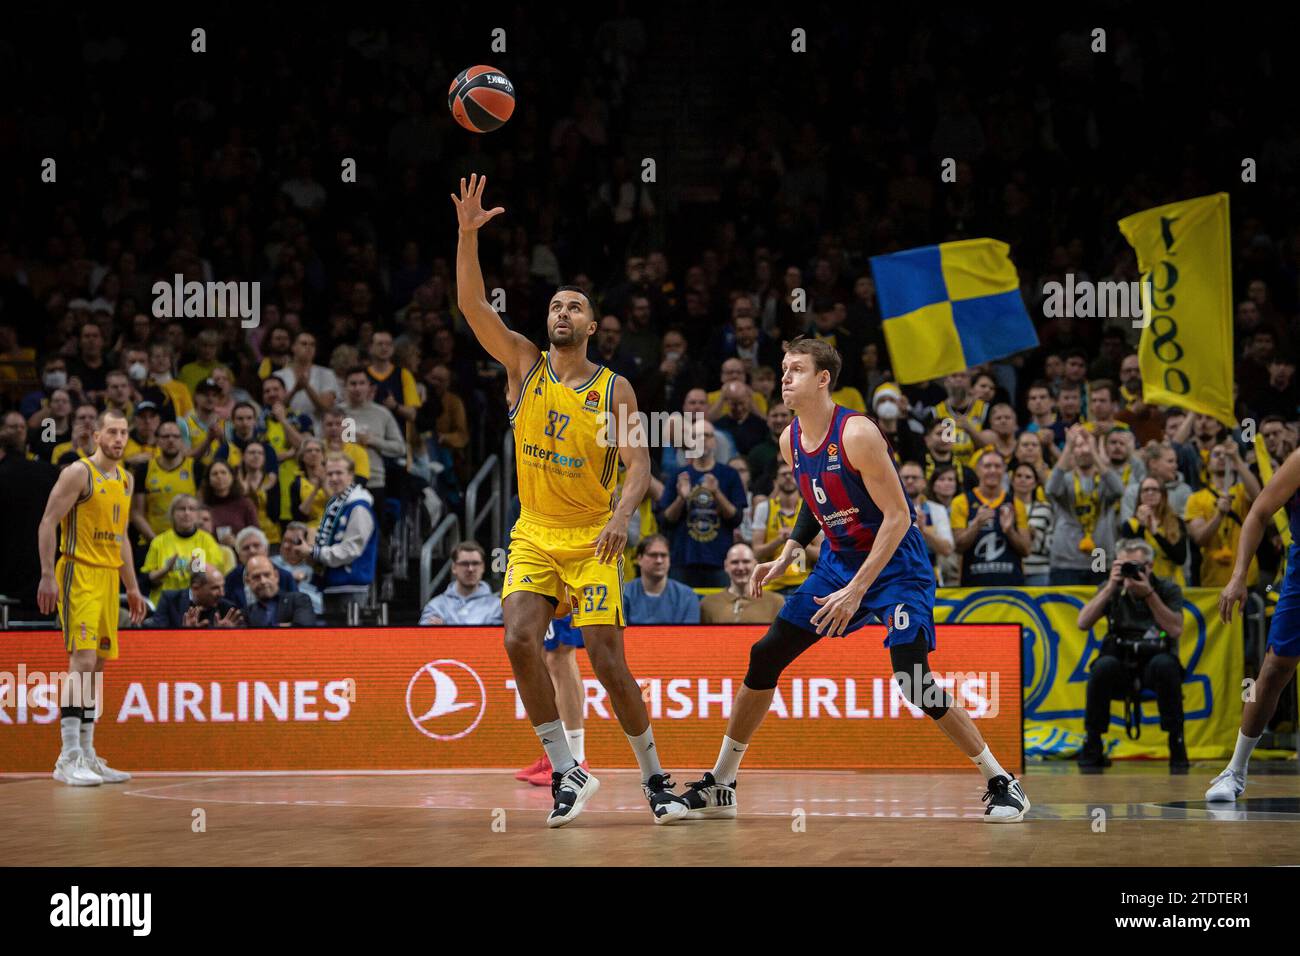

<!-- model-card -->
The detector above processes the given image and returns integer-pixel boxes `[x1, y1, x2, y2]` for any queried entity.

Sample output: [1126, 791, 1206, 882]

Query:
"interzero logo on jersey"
[0, 666, 103, 722]
[520, 440, 586, 469]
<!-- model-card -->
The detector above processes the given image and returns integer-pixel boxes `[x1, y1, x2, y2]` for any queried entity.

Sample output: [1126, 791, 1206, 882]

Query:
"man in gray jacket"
[1046, 424, 1125, 586]
[420, 541, 503, 625]
[340, 365, 406, 523]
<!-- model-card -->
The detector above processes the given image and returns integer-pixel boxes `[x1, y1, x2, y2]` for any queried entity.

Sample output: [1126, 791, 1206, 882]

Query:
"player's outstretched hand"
[811, 584, 865, 638]
[126, 588, 147, 625]
[1219, 575, 1248, 624]
[750, 558, 786, 597]
[592, 517, 627, 565]
[450, 173, 505, 232]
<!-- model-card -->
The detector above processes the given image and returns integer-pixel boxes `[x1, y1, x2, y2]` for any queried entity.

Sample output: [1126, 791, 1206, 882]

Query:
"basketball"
[448, 65, 516, 133]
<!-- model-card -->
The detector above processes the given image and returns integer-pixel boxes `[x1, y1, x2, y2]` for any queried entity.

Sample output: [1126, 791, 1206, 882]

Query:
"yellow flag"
[1118, 193, 1235, 427]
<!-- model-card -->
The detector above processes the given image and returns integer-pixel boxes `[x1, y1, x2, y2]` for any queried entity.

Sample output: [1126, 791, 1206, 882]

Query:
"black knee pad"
[744, 617, 819, 690]
[889, 632, 950, 720]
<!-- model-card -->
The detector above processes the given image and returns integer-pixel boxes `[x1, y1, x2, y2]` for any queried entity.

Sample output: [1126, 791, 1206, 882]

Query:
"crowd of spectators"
[1, 12, 1298, 643]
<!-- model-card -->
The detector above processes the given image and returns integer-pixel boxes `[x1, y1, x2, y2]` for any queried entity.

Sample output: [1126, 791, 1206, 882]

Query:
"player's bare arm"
[595, 376, 647, 564]
[36, 462, 90, 614]
[451, 173, 541, 398]
[751, 424, 802, 594]
[118, 472, 147, 624]
[1221, 446, 1300, 622]
[809, 416, 911, 637]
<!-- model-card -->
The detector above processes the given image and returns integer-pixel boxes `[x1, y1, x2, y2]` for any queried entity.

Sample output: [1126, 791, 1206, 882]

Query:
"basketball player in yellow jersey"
[453, 173, 689, 827]
[37, 409, 147, 787]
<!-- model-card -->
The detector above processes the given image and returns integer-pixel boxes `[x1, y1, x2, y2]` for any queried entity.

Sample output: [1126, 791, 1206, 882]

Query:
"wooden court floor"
[3, 762, 1298, 867]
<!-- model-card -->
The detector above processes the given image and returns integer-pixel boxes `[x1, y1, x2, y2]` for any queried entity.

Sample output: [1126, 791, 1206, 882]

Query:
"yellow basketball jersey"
[142, 457, 198, 533]
[61, 460, 130, 568]
[762, 497, 810, 590]
[510, 352, 619, 527]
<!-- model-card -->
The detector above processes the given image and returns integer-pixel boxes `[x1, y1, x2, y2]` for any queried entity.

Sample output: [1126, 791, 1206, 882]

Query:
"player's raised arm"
[1221, 446, 1300, 622]
[36, 462, 89, 614]
[451, 173, 540, 379]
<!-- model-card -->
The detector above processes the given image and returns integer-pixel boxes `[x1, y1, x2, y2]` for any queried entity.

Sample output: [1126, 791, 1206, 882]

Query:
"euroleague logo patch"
[583, 389, 601, 412]
[405, 659, 486, 741]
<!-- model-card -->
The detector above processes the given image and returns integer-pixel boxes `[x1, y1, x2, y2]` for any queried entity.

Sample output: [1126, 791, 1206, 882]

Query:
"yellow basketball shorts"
[502, 517, 625, 628]
[55, 557, 120, 660]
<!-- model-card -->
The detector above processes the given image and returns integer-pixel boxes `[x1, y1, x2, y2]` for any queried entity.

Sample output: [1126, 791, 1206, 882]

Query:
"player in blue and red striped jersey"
[681, 337, 1029, 822]
[1210, 448, 1300, 802]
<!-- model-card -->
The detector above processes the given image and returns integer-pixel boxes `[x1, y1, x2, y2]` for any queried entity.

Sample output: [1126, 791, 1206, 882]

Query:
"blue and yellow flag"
[869, 239, 1038, 384]
[1118, 193, 1235, 427]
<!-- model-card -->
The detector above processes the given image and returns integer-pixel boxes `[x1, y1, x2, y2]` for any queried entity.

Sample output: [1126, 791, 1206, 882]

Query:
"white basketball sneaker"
[547, 763, 600, 828]
[1205, 768, 1246, 802]
[681, 772, 738, 819]
[982, 774, 1030, 823]
[84, 753, 131, 783]
[53, 751, 103, 787]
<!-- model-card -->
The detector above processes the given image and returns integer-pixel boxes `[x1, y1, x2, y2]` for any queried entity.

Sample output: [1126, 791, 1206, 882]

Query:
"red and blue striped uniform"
[1264, 488, 1300, 657]
[778, 404, 936, 647]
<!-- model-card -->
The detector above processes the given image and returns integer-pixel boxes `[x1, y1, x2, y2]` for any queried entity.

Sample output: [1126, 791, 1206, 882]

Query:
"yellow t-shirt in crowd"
[1185, 483, 1257, 587]
[140, 528, 226, 604]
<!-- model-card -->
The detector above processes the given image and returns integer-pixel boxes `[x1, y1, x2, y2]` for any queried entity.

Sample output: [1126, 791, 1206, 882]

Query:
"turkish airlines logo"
[405, 659, 486, 740]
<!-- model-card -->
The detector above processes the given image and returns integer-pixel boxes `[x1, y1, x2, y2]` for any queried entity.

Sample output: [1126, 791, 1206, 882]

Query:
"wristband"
[790, 506, 821, 548]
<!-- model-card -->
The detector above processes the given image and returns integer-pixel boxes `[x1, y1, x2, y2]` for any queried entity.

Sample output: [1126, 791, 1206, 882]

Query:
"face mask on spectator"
[875, 400, 900, 420]
[44, 371, 67, 389]
[128, 362, 148, 381]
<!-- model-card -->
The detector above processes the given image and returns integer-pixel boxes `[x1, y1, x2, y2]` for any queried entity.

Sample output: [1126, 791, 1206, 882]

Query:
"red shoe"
[528, 759, 587, 787]
[516, 753, 550, 781]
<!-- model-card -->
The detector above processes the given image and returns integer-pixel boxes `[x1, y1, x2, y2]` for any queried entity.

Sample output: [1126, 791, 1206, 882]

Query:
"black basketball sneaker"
[681, 771, 738, 819]
[547, 763, 600, 828]
[643, 773, 690, 824]
[981, 773, 1030, 823]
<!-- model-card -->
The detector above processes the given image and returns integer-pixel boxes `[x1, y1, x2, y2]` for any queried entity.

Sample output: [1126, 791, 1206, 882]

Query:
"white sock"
[79, 718, 96, 760]
[563, 726, 586, 763]
[1228, 730, 1261, 775]
[533, 719, 577, 774]
[711, 736, 748, 784]
[626, 726, 663, 783]
[971, 745, 1009, 782]
[59, 717, 81, 757]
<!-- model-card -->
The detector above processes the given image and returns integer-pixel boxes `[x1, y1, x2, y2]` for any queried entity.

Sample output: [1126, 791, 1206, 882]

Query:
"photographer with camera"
[1075, 538, 1187, 773]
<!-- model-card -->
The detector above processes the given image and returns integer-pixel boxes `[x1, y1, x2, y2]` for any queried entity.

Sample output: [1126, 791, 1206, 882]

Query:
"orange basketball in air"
[448, 65, 516, 133]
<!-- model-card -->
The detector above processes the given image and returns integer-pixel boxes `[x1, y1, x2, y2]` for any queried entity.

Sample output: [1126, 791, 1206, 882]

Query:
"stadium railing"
[419, 512, 463, 610]
[464, 454, 501, 559]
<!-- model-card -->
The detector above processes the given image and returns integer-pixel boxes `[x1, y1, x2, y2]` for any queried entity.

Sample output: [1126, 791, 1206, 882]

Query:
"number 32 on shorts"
[581, 585, 608, 613]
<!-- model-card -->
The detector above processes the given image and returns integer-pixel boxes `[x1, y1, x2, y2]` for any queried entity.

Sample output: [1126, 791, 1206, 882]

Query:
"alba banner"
[0, 625, 1020, 773]
[1118, 192, 1236, 427]
[934, 587, 1242, 760]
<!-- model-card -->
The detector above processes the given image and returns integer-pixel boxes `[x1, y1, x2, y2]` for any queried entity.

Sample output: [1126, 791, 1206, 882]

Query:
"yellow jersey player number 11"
[37, 408, 147, 787]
